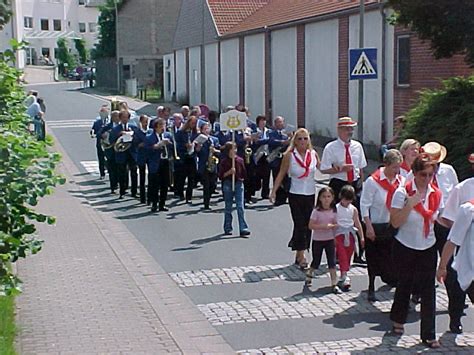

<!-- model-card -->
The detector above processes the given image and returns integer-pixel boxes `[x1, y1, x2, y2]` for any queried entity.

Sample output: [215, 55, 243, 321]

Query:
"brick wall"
[338, 16, 349, 118]
[296, 24, 305, 128]
[393, 27, 473, 118]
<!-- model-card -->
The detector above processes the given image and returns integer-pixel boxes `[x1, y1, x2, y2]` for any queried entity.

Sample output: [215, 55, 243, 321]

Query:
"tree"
[74, 38, 89, 64]
[388, 0, 474, 66]
[56, 38, 76, 74]
[93, 0, 125, 59]
[0, 0, 11, 30]
[0, 40, 64, 295]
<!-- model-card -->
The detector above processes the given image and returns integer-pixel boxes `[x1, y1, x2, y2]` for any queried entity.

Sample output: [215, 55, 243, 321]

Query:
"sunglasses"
[297, 137, 309, 141]
[418, 171, 435, 178]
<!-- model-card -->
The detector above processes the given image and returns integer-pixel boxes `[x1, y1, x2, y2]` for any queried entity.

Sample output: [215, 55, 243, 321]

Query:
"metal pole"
[357, 0, 365, 141]
[115, 0, 120, 93]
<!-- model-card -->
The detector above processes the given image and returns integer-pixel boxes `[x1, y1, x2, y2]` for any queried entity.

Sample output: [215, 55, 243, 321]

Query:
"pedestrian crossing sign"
[349, 48, 377, 80]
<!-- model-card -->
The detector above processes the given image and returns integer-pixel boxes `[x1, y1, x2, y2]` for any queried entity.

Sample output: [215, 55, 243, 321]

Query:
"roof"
[223, 0, 379, 36]
[207, 0, 269, 36]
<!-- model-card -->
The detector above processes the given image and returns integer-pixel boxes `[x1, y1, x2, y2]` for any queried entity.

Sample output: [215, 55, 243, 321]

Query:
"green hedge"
[0, 41, 64, 295]
[402, 76, 474, 180]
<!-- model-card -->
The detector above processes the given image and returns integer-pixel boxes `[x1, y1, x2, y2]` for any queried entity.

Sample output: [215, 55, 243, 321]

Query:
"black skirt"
[365, 223, 398, 285]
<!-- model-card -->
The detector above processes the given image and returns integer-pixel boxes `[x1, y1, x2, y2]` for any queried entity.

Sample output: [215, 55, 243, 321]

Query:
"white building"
[0, 0, 104, 68]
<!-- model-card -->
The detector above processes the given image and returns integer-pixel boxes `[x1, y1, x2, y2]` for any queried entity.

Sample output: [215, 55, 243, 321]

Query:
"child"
[218, 142, 251, 237]
[335, 185, 365, 291]
[307, 187, 342, 294]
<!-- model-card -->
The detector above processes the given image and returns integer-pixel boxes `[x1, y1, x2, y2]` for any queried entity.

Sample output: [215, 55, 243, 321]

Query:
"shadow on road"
[242, 264, 306, 284]
[172, 233, 244, 252]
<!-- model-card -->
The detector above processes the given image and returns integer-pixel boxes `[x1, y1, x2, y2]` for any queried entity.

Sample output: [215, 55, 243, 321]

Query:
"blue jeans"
[222, 180, 249, 233]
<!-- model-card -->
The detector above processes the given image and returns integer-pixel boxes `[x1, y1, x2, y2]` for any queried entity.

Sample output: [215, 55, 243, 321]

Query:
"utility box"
[125, 78, 137, 97]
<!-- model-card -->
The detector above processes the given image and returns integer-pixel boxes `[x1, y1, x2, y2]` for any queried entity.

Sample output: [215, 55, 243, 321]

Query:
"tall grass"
[0, 296, 16, 355]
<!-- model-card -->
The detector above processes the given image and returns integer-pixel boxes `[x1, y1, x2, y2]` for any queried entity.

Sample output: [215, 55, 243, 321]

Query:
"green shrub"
[402, 76, 474, 180]
[0, 40, 64, 295]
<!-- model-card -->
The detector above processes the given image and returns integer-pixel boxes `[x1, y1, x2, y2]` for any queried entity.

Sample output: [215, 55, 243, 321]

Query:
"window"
[88, 22, 97, 33]
[79, 22, 86, 33]
[397, 36, 410, 86]
[53, 19, 61, 31]
[40, 19, 49, 31]
[41, 47, 50, 57]
[24, 17, 33, 29]
[78, 0, 85, 4]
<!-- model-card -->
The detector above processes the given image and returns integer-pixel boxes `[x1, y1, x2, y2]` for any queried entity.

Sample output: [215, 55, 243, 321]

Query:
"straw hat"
[337, 116, 357, 127]
[468, 153, 474, 164]
[421, 142, 447, 163]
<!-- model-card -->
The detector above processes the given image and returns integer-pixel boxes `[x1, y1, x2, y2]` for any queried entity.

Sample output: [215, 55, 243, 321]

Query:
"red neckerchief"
[405, 180, 442, 238]
[371, 168, 400, 210]
[293, 150, 312, 179]
[400, 161, 411, 174]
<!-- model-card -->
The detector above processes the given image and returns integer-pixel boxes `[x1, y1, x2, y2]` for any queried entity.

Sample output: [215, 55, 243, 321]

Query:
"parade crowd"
[90, 102, 474, 349]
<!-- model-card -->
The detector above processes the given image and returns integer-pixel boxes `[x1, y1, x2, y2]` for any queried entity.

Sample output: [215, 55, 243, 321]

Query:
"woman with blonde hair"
[270, 128, 320, 268]
[399, 138, 420, 177]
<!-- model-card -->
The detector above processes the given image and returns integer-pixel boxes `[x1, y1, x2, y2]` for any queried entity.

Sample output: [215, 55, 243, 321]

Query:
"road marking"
[238, 332, 474, 354]
[169, 264, 367, 287]
[46, 119, 94, 128]
[80, 160, 99, 176]
[198, 288, 455, 326]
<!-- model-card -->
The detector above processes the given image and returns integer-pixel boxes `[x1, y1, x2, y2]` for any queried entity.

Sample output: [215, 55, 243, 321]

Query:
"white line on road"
[80, 160, 99, 176]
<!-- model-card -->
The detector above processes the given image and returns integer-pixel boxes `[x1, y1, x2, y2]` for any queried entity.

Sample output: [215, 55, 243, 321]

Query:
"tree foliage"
[0, 40, 64, 295]
[74, 38, 89, 64]
[56, 38, 76, 74]
[0, 0, 11, 30]
[93, 0, 125, 59]
[388, 0, 474, 66]
[401, 76, 474, 180]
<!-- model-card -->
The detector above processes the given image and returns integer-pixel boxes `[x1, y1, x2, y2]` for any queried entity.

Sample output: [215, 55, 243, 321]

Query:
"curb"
[48, 130, 235, 354]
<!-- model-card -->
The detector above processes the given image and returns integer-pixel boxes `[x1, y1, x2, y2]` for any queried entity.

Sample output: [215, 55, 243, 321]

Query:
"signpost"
[219, 110, 247, 190]
[349, 48, 378, 80]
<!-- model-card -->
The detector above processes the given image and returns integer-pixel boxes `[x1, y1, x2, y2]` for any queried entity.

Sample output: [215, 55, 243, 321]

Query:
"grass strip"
[0, 295, 16, 355]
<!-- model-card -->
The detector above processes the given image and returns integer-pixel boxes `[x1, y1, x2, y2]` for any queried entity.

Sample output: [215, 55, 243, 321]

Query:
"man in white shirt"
[321, 116, 367, 263]
[437, 201, 474, 313]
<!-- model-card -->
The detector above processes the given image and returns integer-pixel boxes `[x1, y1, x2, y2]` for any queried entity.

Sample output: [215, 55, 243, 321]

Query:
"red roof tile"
[207, 0, 270, 36]
[223, 0, 379, 36]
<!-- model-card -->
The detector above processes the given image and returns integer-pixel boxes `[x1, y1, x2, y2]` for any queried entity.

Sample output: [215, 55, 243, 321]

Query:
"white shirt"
[320, 138, 367, 181]
[336, 202, 357, 230]
[448, 201, 474, 291]
[360, 169, 405, 223]
[442, 177, 474, 222]
[400, 165, 410, 178]
[257, 127, 269, 140]
[289, 149, 318, 196]
[391, 184, 442, 250]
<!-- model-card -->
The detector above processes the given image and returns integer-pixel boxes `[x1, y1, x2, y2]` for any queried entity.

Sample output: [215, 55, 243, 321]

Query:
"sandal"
[422, 339, 440, 349]
[391, 324, 404, 335]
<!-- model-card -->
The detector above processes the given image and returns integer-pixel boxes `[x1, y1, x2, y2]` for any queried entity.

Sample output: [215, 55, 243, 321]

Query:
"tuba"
[207, 144, 219, 172]
[100, 131, 114, 150]
[114, 131, 134, 152]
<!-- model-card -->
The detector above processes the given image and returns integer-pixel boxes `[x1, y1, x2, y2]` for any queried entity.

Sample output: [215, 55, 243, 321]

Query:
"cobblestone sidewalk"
[15, 132, 233, 354]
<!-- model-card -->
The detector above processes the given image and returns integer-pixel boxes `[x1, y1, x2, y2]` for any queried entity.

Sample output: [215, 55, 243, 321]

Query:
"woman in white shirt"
[390, 154, 442, 348]
[270, 128, 320, 269]
[360, 149, 405, 302]
[399, 138, 420, 178]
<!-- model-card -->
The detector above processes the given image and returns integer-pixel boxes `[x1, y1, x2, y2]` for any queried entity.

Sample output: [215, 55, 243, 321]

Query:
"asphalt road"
[28, 82, 474, 353]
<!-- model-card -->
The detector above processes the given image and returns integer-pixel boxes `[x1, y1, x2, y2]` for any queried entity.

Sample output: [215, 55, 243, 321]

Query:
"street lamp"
[115, 0, 120, 93]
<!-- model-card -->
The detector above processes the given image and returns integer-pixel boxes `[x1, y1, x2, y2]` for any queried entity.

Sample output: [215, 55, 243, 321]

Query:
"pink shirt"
[310, 208, 337, 241]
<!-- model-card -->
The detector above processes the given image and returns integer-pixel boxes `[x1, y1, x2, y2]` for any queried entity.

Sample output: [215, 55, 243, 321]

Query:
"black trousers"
[288, 193, 315, 251]
[311, 239, 336, 269]
[117, 156, 137, 196]
[467, 282, 474, 303]
[255, 159, 271, 199]
[202, 170, 217, 208]
[138, 164, 148, 203]
[434, 222, 468, 321]
[271, 164, 289, 205]
[96, 144, 106, 177]
[390, 239, 437, 341]
[149, 160, 169, 208]
[175, 157, 196, 201]
[105, 151, 118, 192]
[244, 161, 256, 202]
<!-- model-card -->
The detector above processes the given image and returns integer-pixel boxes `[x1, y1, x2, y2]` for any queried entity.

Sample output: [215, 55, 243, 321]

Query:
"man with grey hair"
[181, 105, 190, 121]
[90, 105, 110, 179]
[268, 116, 291, 205]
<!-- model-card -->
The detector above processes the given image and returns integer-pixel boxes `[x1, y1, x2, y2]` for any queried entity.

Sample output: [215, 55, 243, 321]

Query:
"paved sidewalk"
[16, 131, 234, 354]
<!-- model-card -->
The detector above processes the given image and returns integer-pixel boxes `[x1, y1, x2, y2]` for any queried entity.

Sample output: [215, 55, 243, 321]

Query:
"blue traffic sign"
[349, 48, 377, 80]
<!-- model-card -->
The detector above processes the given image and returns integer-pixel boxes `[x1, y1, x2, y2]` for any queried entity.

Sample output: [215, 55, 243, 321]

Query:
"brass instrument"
[100, 131, 114, 150]
[245, 145, 253, 165]
[114, 130, 134, 152]
[207, 144, 219, 172]
[253, 144, 269, 164]
[266, 146, 286, 163]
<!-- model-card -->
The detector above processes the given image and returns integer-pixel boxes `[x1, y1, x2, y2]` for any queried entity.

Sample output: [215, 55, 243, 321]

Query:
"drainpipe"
[380, 1, 387, 145]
